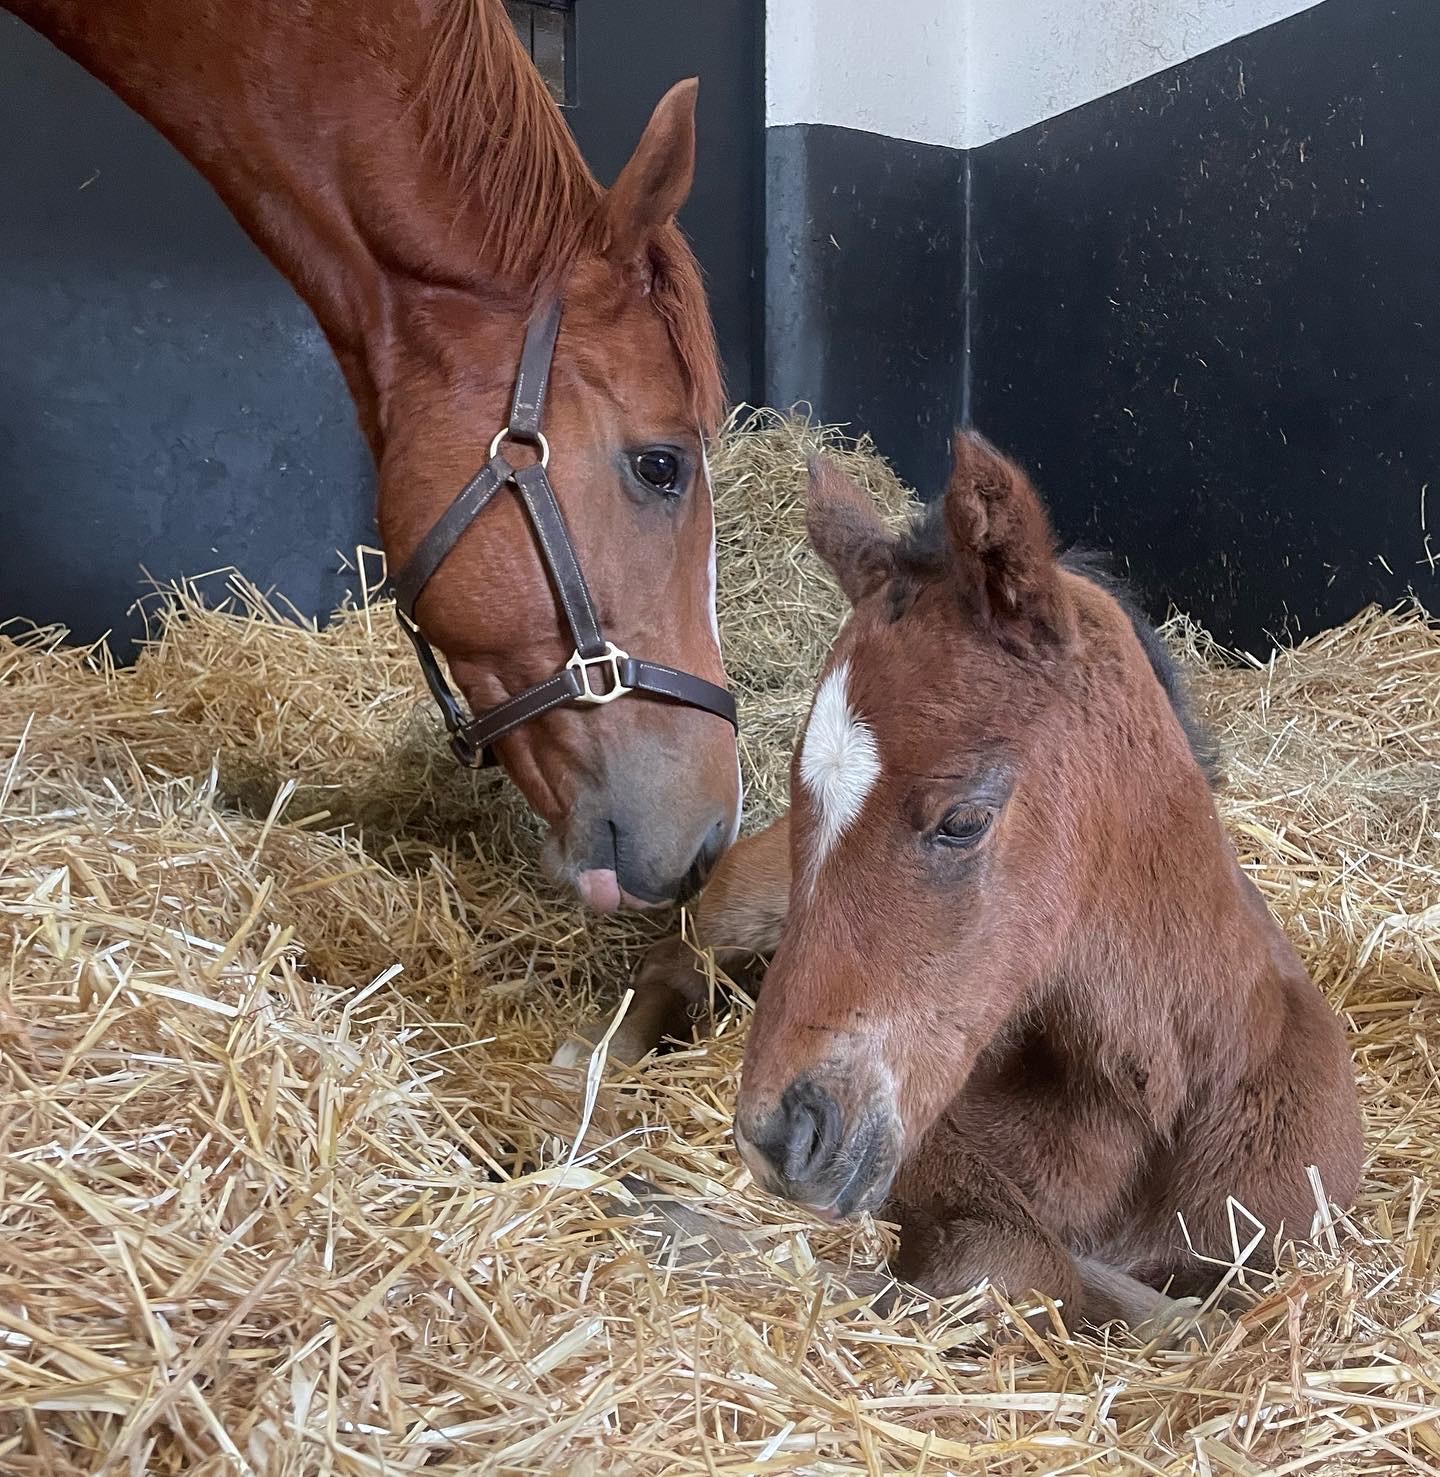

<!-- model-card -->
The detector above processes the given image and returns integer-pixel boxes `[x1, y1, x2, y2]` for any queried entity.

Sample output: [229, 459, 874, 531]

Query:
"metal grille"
[505, 1, 575, 107]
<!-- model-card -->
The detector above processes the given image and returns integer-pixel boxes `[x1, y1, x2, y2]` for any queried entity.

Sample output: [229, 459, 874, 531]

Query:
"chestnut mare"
[9, 0, 741, 911]
[564, 435, 1363, 1328]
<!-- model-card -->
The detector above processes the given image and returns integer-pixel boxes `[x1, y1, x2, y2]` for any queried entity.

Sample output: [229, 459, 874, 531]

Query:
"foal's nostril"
[752, 1080, 842, 1186]
[789, 1105, 825, 1180]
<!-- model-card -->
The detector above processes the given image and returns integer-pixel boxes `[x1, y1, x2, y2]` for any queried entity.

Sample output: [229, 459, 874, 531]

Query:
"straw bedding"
[1, 410, 1437, 1474]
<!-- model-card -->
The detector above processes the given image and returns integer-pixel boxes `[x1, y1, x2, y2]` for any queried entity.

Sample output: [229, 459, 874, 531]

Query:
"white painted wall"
[765, 0, 1329, 149]
[764, 0, 966, 151]
[965, 0, 1329, 146]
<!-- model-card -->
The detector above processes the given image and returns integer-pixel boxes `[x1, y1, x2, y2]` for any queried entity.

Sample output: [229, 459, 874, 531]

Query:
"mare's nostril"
[677, 815, 729, 903]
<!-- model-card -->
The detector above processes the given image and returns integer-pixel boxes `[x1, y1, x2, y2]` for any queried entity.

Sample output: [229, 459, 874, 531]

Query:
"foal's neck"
[1049, 783, 1291, 1118]
[14, 0, 534, 452]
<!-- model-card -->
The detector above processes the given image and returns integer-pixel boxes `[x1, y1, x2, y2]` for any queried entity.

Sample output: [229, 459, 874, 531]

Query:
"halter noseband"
[391, 294, 739, 768]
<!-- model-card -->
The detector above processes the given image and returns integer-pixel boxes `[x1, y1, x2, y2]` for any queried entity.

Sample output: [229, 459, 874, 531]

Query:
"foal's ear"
[603, 79, 698, 262]
[943, 432, 1074, 649]
[806, 454, 899, 605]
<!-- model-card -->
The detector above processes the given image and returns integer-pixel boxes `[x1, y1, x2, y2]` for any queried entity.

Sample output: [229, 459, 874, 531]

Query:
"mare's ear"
[943, 431, 1074, 650]
[806, 454, 898, 606]
[603, 79, 698, 263]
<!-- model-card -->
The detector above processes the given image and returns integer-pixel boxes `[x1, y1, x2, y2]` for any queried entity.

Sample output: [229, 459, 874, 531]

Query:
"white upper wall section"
[766, 0, 1328, 149]
[765, 0, 967, 151]
[965, 0, 1328, 147]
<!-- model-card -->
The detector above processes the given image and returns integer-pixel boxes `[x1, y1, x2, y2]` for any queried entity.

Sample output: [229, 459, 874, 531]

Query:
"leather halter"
[391, 295, 739, 768]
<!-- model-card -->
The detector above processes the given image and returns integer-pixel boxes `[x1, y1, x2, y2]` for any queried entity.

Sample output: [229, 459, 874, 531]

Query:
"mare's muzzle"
[567, 805, 731, 912]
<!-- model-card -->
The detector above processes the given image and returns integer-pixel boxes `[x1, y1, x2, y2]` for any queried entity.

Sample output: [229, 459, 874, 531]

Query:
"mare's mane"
[420, 0, 724, 430]
[422, 0, 599, 281]
[890, 501, 1221, 784]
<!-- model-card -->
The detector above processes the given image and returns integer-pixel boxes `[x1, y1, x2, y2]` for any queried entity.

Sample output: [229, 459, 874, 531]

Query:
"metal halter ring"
[567, 642, 632, 705]
[489, 425, 551, 467]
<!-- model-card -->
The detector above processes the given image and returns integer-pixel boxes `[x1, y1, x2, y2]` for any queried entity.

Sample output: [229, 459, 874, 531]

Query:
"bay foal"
[565, 435, 1363, 1327]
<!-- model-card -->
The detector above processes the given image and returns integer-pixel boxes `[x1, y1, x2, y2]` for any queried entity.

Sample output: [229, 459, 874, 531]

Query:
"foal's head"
[377, 26, 738, 910]
[735, 434, 1219, 1217]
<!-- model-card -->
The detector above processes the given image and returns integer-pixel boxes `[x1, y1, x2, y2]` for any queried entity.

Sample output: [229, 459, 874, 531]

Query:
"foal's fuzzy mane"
[1061, 549, 1223, 785]
[890, 503, 1221, 784]
[420, 0, 724, 430]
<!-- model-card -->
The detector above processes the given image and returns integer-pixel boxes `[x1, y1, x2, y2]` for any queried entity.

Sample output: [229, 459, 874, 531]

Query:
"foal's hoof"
[550, 1011, 661, 1070]
[1131, 1295, 1224, 1348]
[550, 1035, 595, 1069]
[550, 1009, 612, 1069]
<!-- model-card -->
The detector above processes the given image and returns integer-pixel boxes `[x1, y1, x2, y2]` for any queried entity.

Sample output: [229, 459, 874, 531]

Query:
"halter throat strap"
[390, 295, 738, 768]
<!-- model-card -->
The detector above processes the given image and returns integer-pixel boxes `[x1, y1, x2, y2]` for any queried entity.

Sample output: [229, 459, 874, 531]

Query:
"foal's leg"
[552, 814, 793, 1066]
[550, 938, 704, 1068]
[889, 1149, 1085, 1328]
[890, 1145, 1204, 1338]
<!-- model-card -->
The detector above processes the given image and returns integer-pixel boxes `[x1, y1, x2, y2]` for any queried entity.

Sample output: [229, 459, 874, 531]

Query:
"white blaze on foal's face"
[798, 660, 881, 880]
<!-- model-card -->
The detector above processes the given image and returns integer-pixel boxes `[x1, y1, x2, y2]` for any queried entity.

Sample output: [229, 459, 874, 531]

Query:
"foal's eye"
[935, 807, 993, 847]
[631, 448, 682, 494]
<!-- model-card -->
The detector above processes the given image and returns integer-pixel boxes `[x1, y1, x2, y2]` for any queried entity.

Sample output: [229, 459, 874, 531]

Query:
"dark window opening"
[505, 1, 577, 107]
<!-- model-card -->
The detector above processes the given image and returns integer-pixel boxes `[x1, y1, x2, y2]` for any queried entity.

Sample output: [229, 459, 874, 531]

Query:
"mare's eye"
[631, 448, 682, 494]
[935, 807, 993, 847]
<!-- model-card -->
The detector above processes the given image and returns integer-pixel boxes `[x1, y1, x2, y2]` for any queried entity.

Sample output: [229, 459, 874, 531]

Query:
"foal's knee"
[893, 1205, 1086, 1329]
[552, 931, 718, 1068]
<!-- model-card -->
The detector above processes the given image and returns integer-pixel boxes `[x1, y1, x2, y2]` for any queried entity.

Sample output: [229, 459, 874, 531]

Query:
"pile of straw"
[2, 411, 1437, 1474]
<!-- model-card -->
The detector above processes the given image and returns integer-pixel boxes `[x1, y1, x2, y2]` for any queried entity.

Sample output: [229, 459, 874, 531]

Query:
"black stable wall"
[971, 0, 1440, 648]
[765, 124, 967, 499]
[0, 15, 373, 656]
[766, 0, 1439, 649]
[0, 4, 762, 654]
[569, 0, 764, 408]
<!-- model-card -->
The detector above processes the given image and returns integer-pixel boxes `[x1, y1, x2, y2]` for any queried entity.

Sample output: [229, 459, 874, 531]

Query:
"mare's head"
[735, 434, 1220, 1217]
[376, 7, 738, 910]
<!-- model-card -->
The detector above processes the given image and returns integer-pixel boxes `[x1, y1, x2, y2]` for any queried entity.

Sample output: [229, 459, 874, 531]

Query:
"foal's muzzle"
[735, 1078, 900, 1219]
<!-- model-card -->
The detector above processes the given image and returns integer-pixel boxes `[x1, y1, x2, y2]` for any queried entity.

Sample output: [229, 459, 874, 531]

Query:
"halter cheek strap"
[391, 295, 739, 768]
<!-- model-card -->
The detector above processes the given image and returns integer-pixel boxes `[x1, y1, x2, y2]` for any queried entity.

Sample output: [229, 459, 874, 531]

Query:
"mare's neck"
[13, 0, 518, 454]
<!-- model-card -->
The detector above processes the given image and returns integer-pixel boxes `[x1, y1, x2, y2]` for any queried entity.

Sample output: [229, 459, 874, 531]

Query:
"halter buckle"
[567, 643, 631, 705]
[449, 731, 482, 768]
